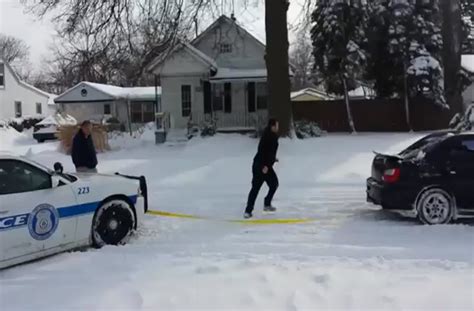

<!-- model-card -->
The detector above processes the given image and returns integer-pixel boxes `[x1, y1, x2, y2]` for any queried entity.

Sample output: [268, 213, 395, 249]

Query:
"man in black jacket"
[244, 118, 280, 219]
[71, 120, 98, 173]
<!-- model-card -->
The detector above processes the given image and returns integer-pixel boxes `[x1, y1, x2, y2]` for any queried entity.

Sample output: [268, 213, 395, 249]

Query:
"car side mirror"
[51, 175, 62, 188]
[54, 162, 64, 174]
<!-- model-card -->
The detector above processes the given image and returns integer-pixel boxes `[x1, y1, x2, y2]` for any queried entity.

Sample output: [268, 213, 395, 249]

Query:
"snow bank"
[0, 127, 35, 148]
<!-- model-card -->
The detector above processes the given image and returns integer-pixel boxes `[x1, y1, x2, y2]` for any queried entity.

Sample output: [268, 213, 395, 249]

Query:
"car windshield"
[19, 157, 77, 182]
[399, 133, 451, 159]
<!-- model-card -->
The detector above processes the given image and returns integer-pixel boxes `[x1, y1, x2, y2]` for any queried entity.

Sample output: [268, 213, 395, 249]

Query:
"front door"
[0, 159, 78, 264]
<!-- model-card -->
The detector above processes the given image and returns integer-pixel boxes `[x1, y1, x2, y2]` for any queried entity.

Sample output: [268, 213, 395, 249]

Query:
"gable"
[55, 83, 116, 103]
[192, 16, 266, 69]
[2, 61, 50, 100]
[151, 45, 214, 76]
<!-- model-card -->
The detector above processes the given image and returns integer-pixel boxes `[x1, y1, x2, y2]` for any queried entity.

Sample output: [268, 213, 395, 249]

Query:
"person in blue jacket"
[244, 118, 280, 219]
[71, 120, 98, 173]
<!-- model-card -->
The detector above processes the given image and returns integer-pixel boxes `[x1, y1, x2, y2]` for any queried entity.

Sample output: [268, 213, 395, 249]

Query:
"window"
[461, 139, 474, 152]
[104, 104, 111, 115]
[256, 82, 268, 110]
[212, 84, 224, 112]
[14, 101, 22, 117]
[248, 82, 256, 113]
[181, 85, 192, 117]
[219, 43, 232, 54]
[143, 102, 154, 122]
[0, 63, 4, 87]
[224, 83, 232, 113]
[36, 102, 42, 115]
[131, 102, 155, 123]
[0, 160, 52, 195]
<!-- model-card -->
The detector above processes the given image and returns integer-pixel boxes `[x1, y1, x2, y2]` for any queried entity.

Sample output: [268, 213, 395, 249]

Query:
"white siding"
[193, 21, 266, 70]
[159, 48, 211, 77]
[0, 64, 50, 119]
[161, 76, 204, 128]
[60, 101, 128, 123]
[55, 84, 115, 102]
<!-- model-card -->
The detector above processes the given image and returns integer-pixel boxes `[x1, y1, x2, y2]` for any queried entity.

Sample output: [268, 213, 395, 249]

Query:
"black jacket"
[71, 129, 98, 169]
[253, 128, 279, 168]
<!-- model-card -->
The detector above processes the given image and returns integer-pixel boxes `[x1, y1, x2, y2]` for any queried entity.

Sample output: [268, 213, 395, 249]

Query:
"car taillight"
[383, 168, 400, 183]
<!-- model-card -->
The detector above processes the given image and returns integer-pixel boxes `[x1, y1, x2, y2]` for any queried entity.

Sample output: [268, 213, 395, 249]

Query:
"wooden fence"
[292, 98, 455, 132]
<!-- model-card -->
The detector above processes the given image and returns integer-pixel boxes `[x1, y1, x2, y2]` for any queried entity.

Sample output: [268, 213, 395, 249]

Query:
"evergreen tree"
[311, 0, 369, 132]
[366, 0, 446, 108]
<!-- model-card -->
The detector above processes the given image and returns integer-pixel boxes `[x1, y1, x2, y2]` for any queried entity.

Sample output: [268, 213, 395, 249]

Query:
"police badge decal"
[28, 204, 59, 240]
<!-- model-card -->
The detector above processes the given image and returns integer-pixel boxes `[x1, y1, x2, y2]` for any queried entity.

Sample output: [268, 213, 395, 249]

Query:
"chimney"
[230, 13, 236, 22]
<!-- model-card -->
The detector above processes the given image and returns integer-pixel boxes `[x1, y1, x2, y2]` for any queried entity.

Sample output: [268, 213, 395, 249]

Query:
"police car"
[0, 153, 148, 269]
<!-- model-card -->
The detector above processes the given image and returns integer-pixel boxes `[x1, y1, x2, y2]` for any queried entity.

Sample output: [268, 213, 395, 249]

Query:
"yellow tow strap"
[147, 210, 314, 225]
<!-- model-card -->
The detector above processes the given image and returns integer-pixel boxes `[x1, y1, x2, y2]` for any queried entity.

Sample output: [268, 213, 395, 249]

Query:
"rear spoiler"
[115, 173, 148, 213]
[373, 151, 403, 160]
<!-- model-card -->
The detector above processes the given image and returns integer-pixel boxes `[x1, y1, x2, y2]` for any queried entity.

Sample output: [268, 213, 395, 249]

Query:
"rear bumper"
[116, 173, 149, 213]
[135, 196, 146, 224]
[366, 178, 416, 211]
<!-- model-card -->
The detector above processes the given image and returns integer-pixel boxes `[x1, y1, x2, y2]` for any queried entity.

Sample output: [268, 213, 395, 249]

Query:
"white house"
[0, 59, 56, 120]
[54, 81, 161, 126]
[148, 15, 290, 130]
[462, 54, 474, 110]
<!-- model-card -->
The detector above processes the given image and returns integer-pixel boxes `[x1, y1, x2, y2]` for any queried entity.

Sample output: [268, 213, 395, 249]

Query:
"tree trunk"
[441, 0, 464, 113]
[342, 78, 356, 133]
[265, 0, 292, 136]
[403, 62, 412, 131]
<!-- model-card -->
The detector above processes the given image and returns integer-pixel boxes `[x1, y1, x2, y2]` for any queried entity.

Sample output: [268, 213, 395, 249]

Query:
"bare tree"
[23, 0, 308, 135]
[0, 33, 29, 64]
[290, 30, 314, 91]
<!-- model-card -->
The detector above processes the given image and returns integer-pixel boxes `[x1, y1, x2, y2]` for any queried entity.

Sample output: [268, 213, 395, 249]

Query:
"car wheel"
[416, 188, 454, 225]
[92, 198, 136, 247]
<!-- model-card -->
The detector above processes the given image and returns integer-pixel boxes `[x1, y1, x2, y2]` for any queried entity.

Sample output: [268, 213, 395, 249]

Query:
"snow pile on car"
[36, 113, 77, 126]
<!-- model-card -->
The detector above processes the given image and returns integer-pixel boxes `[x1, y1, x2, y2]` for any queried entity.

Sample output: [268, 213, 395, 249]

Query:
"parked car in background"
[33, 114, 77, 143]
[367, 131, 474, 224]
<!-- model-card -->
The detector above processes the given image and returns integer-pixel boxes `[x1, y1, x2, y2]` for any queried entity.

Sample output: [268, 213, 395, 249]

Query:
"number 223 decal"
[78, 187, 90, 195]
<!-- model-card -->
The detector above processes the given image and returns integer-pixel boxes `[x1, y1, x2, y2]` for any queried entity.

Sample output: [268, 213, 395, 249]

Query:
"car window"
[461, 139, 474, 151]
[445, 137, 474, 162]
[0, 160, 52, 195]
[400, 134, 450, 159]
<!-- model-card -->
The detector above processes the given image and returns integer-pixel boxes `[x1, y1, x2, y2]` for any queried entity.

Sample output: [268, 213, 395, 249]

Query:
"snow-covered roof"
[210, 68, 267, 81]
[56, 82, 161, 103]
[210, 67, 294, 82]
[461, 55, 474, 74]
[348, 85, 375, 99]
[291, 88, 334, 101]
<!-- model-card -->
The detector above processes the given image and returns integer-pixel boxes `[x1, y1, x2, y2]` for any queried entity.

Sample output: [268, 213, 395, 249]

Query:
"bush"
[200, 120, 217, 137]
[294, 120, 326, 139]
[8, 117, 43, 132]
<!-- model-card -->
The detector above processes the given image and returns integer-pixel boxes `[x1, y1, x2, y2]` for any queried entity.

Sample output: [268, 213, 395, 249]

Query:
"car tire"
[92, 198, 136, 247]
[416, 187, 454, 225]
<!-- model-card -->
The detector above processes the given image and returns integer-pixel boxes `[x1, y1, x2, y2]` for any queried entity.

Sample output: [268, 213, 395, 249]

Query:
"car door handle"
[0, 210, 9, 215]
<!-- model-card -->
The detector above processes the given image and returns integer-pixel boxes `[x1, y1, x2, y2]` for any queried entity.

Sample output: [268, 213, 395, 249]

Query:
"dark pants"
[245, 163, 279, 214]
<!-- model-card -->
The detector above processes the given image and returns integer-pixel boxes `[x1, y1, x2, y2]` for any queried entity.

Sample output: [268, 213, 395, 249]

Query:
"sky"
[0, 0, 310, 71]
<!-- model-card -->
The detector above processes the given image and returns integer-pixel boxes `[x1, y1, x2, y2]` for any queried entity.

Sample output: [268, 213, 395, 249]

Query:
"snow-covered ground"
[1, 129, 473, 310]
